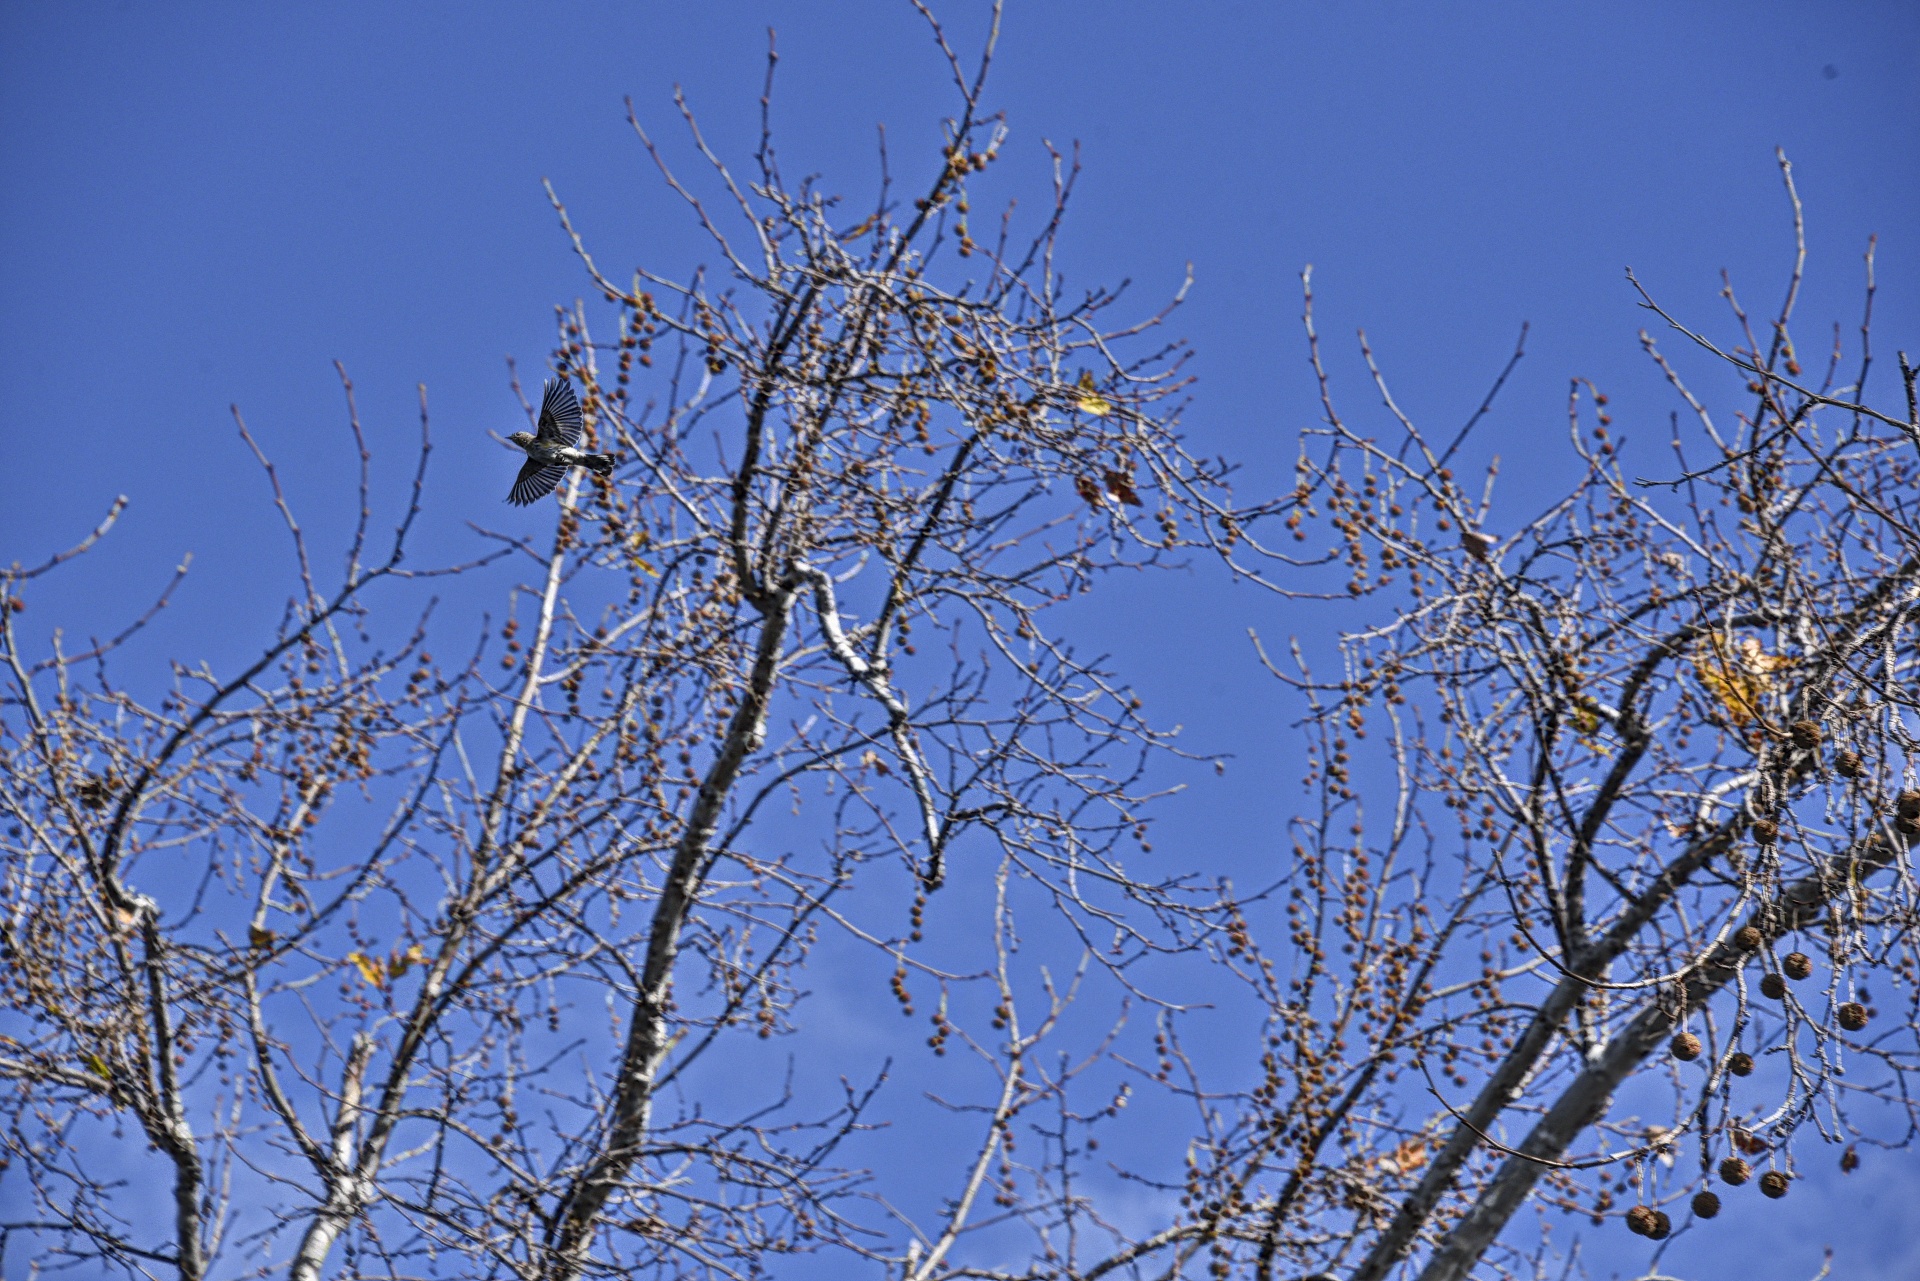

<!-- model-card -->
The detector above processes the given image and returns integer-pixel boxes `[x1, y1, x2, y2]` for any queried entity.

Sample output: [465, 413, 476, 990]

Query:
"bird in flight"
[506, 379, 617, 505]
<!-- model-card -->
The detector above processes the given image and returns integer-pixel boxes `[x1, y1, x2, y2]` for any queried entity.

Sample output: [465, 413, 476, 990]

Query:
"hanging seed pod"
[1734, 925, 1763, 950]
[1625, 1205, 1657, 1237]
[1788, 719, 1822, 750]
[1838, 1001, 1869, 1031]
[1783, 951, 1813, 980]
[1897, 790, 1920, 834]
[1833, 749, 1862, 778]
[1648, 1210, 1672, 1239]
[76, 773, 117, 810]
[1671, 1031, 1702, 1061]
[1719, 1157, 1752, 1185]
[1840, 1145, 1860, 1172]
[1691, 1190, 1722, 1219]
[1760, 973, 1787, 999]
[1758, 1170, 1790, 1199]
[1752, 817, 1779, 844]
[1728, 1051, 1755, 1076]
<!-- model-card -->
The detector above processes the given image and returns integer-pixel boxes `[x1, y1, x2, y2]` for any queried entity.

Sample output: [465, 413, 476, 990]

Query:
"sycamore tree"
[4, 5, 1916, 1280]
[2, 9, 1249, 1280]
[1225, 154, 1920, 1280]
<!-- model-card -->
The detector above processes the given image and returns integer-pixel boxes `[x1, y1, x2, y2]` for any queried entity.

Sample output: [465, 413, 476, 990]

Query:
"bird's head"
[507, 430, 536, 448]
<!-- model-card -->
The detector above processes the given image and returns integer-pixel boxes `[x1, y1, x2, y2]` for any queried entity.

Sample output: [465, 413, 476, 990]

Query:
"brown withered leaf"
[1377, 1137, 1428, 1176]
[388, 943, 428, 979]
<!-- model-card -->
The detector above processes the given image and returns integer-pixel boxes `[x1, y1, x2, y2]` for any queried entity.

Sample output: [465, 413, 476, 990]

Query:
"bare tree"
[1217, 152, 1920, 1280]
[0, 10, 1306, 1280]
[7, 8, 1913, 1280]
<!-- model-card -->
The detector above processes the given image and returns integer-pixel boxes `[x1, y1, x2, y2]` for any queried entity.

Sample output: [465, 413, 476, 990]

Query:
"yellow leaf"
[248, 925, 275, 951]
[82, 1052, 112, 1082]
[347, 951, 387, 987]
[1075, 371, 1112, 417]
[1691, 634, 1787, 726]
[630, 556, 658, 578]
[389, 943, 428, 979]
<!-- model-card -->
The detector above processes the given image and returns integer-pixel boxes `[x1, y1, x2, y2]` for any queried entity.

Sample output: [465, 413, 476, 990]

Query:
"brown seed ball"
[1728, 1051, 1755, 1076]
[1692, 1190, 1722, 1219]
[1734, 925, 1763, 950]
[1671, 1031, 1702, 1061]
[1899, 789, 1920, 819]
[1834, 749, 1862, 778]
[1783, 951, 1813, 980]
[1760, 973, 1787, 1000]
[1648, 1209, 1672, 1239]
[1789, 719, 1822, 750]
[1758, 1170, 1790, 1199]
[1625, 1205, 1657, 1236]
[1840, 1145, 1860, 1172]
[1720, 1157, 1752, 1185]
[1838, 1001, 1870, 1031]
[1752, 817, 1780, 844]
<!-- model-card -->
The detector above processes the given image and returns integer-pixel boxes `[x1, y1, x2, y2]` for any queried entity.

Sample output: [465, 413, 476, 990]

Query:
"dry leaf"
[1692, 634, 1789, 726]
[1102, 469, 1142, 506]
[248, 924, 275, 951]
[1073, 475, 1104, 507]
[1559, 668, 1601, 738]
[389, 943, 428, 978]
[859, 749, 891, 776]
[1075, 371, 1112, 417]
[347, 951, 387, 987]
[1378, 1137, 1428, 1176]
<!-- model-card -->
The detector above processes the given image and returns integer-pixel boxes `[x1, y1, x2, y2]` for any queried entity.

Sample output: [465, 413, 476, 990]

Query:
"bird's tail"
[584, 452, 617, 476]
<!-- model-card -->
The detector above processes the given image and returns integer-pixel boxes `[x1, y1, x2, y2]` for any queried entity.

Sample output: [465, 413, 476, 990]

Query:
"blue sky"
[3, 2, 1917, 1277]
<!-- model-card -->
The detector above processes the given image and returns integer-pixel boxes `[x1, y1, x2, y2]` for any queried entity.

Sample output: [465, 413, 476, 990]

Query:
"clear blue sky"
[3, 2, 1917, 1277]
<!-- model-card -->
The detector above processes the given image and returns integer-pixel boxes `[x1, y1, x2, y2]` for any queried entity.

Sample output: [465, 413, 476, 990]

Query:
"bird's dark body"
[522, 438, 599, 468]
[506, 379, 616, 505]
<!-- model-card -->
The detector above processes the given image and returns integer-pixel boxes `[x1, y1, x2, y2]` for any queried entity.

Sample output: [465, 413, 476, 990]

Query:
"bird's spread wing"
[508, 458, 567, 506]
[537, 379, 583, 446]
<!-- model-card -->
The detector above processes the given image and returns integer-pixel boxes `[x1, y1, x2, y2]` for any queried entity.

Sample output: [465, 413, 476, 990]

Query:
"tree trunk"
[1412, 835, 1895, 1281]
[543, 580, 797, 1279]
